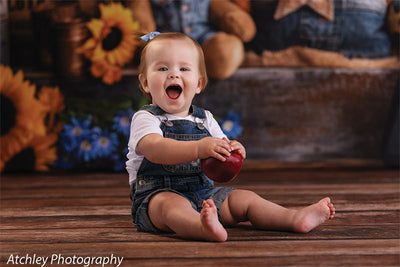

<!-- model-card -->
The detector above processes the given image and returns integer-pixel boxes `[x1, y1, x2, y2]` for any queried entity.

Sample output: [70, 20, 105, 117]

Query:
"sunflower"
[90, 59, 122, 85]
[77, 2, 139, 68]
[38, 86, 65, 134]
[2, 134, 58, 172]
[38, 86, 65, 114]
[0, 65, 47, 170]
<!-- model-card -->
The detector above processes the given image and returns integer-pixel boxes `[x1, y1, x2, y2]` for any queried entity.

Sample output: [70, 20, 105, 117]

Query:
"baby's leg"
[148, 191, 227, 241]
[220, 189, 335, 233]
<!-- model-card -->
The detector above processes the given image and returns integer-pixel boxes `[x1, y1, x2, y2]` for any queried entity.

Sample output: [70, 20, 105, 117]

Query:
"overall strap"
[139, 105, 206, 119]
[139, 105, 165, 116]
[190, 105, 206, 119]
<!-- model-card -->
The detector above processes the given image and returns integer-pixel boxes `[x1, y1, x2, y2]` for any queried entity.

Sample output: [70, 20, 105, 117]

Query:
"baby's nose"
[169, 72, 180, 79]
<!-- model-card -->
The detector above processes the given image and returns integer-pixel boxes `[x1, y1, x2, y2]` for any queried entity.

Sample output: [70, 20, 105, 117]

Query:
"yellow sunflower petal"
[102, 65, 122, 85]
[92, 46, 107, 62]
[3, 134, 58, 172]
[0, 65, 48, 171]
[81, 3, 140, 84]
[76, 38, 98, 55]
[38, 86, 65, 113]
[87, 19, 105, 38]
[90, 60, 108, 78]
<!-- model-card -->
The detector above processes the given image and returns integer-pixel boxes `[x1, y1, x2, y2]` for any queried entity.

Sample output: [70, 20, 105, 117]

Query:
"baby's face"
[139, 38, 204, 117]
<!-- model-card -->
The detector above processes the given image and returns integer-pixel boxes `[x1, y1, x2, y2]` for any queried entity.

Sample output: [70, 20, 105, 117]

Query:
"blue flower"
[111, 146, 129, 171]
[77, 138, 96, 162]
[219, 111, 243, 139]
[91, 127, 119, 158]
[111, 153, 126, 172]
[60, 116, 92, 152]
[53, 153, 74, 169]
[112, 108, 135, 137]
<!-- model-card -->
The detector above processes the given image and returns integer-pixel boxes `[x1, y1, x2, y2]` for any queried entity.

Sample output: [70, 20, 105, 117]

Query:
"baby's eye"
[180, 67, 189, 71]
[158, 67, 168, 71]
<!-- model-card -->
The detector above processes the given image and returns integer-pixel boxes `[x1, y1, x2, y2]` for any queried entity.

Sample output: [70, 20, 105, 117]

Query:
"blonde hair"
[138, 32, 208, 100]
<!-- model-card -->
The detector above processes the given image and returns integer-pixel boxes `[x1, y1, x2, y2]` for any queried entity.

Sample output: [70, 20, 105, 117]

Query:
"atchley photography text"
[6, 253, 124, 267]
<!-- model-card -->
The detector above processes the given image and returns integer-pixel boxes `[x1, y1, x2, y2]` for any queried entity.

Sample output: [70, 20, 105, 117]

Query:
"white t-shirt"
[126, 108, 227, 186]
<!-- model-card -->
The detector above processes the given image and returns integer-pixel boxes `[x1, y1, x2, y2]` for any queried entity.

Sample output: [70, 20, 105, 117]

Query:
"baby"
[126, 32, 335, 242]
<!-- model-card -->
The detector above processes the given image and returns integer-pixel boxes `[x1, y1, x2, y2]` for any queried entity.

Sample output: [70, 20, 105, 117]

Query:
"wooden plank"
[1, 200, 398, 218]
[0, 205, 130, 217]
[1, 197, 131, 208]
[237, 183, 400, 194]
[1, 169, 399, 267]
[332, 210, 400, 225]
[1, 225, 398, 244]
[0, 215, 133, 230]
[0, 173, 128, 189]
[1, 210, 398, 230]
[119, 255, 400, 267]
[241, 159, 386, 170]
[2, 187, 398, 209]
[1, 168, 398, 189]
[1, 255, 399, 267]
[0, 187, 131, 199]
[1, 240, 398, 258]
[2, 182, 397, 199]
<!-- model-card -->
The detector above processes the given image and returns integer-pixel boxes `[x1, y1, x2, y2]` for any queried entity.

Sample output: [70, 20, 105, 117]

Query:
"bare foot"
[293, 197, 335, 233]
[200, 199, 228, 242]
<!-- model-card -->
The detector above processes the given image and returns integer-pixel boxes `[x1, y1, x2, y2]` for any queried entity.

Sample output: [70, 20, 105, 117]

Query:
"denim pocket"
[299, 9, 340, 51]
[162, 132, 208, 174]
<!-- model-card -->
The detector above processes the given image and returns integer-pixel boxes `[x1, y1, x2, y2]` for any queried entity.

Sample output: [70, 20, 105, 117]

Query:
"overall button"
[164, 120, 173, 127]
[138, 180, 146, 186]
[196, 123, 205, 130]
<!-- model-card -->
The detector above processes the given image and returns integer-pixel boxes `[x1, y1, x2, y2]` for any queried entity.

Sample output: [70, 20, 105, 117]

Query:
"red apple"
[200, 150, 243, 183]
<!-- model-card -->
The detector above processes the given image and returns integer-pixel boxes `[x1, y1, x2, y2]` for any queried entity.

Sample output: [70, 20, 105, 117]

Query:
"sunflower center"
[3, 147, 35, 172]
[0, 94, 17, 136]
[102, 26, 123, 51]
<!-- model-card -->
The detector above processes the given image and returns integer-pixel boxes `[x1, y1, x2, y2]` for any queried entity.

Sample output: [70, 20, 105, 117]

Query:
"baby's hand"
[197, 137, 231, 162]
[223, 138, 246, 159]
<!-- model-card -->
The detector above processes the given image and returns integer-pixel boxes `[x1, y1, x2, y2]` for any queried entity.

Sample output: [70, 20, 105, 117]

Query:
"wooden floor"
[1, 163, 399, 266]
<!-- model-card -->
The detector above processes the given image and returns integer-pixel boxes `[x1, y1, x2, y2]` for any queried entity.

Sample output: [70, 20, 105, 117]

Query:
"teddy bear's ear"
[387, 0, 400, 52]
[232, 0, 251, 13]
[127, 0, 156, 34]
[209, 0, 256, 43]
[387, 0, 400, 35]
[203, 32, 244, 80]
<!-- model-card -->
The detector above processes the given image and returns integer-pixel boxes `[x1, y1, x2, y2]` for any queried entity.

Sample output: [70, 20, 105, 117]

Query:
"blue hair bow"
[140, 31, 161, 42]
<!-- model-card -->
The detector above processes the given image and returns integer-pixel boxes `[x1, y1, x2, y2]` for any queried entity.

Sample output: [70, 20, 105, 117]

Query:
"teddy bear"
[243, 0, 400, 69]
[127, 0, 256, 80]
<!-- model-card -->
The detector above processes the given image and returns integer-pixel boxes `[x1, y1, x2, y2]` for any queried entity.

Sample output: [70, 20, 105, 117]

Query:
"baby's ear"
[139, 73, 149, 92]
[196, 77, 205, 94]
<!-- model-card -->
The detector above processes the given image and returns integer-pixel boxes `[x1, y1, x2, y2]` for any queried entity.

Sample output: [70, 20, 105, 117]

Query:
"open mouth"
[166, 85, 182, 100]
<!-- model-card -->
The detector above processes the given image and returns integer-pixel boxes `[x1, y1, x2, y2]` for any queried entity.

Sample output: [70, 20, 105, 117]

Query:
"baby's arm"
[137, 134, 232, 165]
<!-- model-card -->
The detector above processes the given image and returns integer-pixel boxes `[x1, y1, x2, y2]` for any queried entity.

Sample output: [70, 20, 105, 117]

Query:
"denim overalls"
[150, 0, 216, 44]
[248, 0, 391, 58]
[131, 105, 234, 232]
